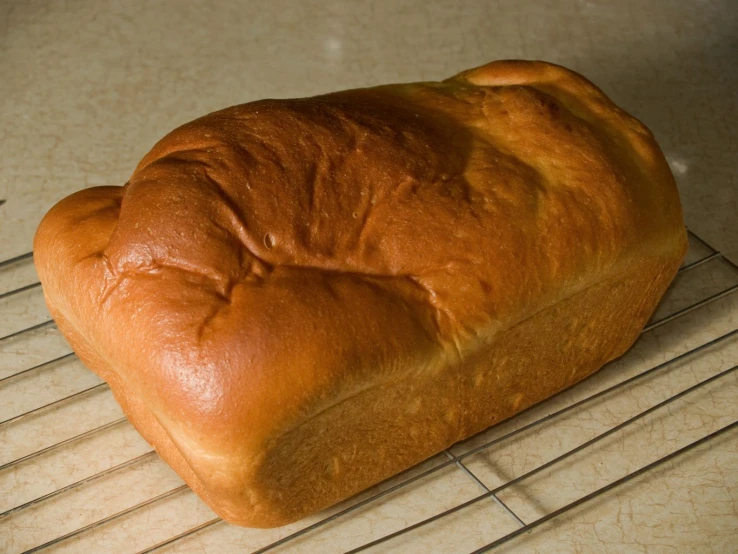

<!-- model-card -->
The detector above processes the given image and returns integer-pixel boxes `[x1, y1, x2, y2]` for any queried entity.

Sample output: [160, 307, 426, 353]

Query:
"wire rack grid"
[0, 229, 737, 553]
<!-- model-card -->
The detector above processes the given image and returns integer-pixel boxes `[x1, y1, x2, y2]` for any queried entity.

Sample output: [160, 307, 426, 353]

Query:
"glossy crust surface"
[34, 60, 687, 527]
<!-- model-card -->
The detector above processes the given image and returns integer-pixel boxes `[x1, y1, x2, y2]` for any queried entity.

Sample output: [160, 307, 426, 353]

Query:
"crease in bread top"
[33, 60, 686, 527]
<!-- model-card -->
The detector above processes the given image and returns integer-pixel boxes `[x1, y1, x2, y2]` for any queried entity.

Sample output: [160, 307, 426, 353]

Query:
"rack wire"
[0, 229, 736, 553]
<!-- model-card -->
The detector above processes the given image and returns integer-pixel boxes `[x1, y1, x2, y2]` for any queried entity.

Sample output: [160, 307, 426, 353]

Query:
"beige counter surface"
[1, 1, 737, 552]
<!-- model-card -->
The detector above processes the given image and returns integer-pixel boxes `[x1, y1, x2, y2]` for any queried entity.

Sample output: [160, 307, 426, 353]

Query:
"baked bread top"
[34, 60, 686, 524]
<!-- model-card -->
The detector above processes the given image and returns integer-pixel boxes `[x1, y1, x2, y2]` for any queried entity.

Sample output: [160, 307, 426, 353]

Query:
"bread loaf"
[34, 60, 687, 527]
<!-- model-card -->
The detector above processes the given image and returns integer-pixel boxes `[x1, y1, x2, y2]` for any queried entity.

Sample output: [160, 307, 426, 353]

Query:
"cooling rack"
[1, 230, 736, 553]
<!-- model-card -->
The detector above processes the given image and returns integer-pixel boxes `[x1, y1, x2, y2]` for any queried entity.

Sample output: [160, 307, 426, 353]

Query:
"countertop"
[1, 1, 737, 552]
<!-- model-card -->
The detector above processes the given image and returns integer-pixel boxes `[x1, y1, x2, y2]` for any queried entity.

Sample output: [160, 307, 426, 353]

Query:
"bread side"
[34, 60, 687, 527]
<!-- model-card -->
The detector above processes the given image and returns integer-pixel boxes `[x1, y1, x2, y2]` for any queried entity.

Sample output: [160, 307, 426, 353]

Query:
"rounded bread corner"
[447, 59, 582, 87]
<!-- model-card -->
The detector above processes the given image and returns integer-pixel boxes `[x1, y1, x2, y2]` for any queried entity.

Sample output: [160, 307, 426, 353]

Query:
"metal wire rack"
[1, 230, 736, 553]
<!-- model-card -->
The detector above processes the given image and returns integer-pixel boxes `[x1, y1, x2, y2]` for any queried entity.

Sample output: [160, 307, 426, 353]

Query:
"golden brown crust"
[34, 60, 687, 527]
